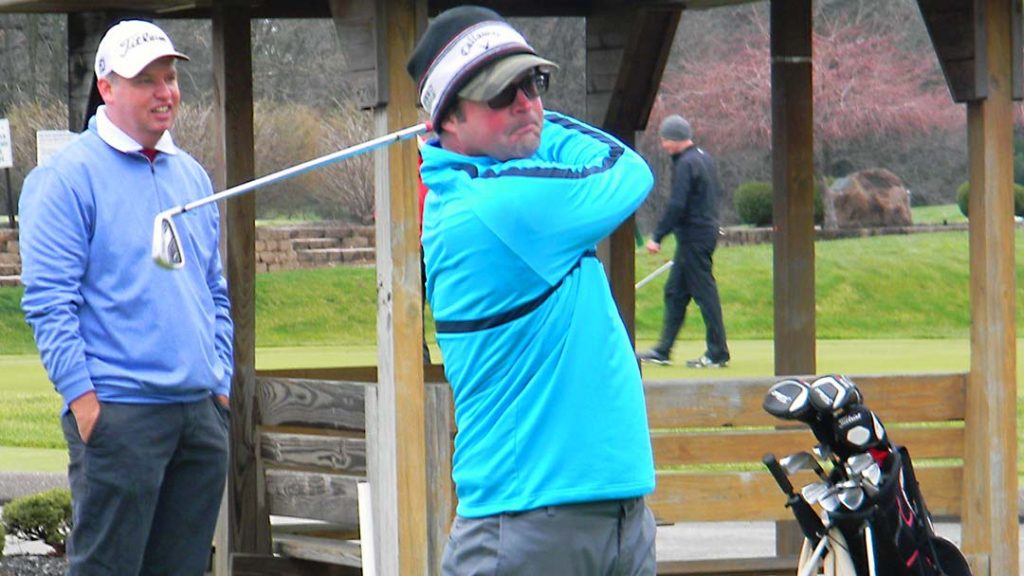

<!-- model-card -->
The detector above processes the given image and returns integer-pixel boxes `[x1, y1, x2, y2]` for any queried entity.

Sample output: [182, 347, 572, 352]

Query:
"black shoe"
[637, 349, 671, 365]
[685, 355, 728, 368]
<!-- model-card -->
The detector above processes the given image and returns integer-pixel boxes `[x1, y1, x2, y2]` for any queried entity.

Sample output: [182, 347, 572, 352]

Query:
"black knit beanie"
[406, 5, 541, 127]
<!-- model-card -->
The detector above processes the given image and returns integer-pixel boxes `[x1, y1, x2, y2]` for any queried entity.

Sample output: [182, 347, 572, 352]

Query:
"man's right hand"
[69, 391, 101, 443]
[646, 240, 661, 254]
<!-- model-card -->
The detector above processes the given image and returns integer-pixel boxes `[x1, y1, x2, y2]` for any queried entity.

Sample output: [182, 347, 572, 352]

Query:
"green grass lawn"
[911, 203, 967, 225]
[1, 213, 1022, 473]
[3, 227, 1021, 355]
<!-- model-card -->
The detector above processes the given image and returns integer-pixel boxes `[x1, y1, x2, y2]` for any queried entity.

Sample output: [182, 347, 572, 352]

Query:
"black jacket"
[652, 145, 721, 244]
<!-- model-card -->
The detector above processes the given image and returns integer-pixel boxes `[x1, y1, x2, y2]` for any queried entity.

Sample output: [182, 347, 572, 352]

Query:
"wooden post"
[770, 0, 815, 376]
[369, 0, 429, 573]
[963, 1, 1018, 573]
[770, 0, 815, 556]
[424, 383, 454, 575]
[213, 2, 271, 559]
[66, 12, 107, 133]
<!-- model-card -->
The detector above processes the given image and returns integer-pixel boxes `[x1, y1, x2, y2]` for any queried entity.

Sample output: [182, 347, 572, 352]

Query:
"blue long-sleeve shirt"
[420, 112, 656, 517]
[19, 109, 233, 411]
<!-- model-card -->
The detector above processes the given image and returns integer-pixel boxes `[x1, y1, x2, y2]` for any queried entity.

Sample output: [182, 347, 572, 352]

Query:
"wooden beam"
[585, 6, 679, 342]
[769, 0, 815, 377]
[963, 1, 1018, 573]
[368, 0, 429, 573]
[328, 0, 385, 109]
[213, 0, 271, 557]
[916, 0, 986, 102]
[593, 7, 680, 134]
[769, 0, 814, 557]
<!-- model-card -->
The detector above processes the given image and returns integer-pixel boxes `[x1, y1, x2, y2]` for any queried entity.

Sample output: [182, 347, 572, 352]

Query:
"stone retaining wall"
[718, 222, 970, 247]
[0, 220, 986, 286]
[255, 223, 376, 273]
[0, 229, 20, 287]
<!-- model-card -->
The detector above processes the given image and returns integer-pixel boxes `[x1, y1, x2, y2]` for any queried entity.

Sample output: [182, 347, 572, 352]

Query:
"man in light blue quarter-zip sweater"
[407, 6, 657, 575]
[18, 20, 232, 576]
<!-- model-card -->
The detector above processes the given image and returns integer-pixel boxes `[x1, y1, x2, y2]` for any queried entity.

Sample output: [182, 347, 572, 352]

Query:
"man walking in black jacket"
[638, 115, 730, 368]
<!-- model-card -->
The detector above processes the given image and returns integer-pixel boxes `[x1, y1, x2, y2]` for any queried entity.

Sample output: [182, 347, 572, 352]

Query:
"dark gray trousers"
[62, 397, 229, 576]
[442, 497, 656, 576]
[655, 237, 729, 363]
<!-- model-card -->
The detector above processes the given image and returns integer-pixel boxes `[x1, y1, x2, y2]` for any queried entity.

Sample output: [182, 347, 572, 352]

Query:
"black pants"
[654, 237, 729, 362]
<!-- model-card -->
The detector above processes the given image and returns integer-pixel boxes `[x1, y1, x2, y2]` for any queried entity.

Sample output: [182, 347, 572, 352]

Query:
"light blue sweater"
[420, 112, 656, 517]
[19, 114, 233, 410]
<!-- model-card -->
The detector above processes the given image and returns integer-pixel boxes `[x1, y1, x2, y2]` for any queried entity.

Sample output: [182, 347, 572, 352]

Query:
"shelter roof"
[0, 0, 753, 18]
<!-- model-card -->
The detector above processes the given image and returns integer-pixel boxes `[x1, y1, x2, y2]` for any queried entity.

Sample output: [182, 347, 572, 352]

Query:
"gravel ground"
[0, 555, 67, 576]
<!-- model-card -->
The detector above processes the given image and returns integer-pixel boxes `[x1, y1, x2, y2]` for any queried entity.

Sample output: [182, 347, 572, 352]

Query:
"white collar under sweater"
[96, 105, 180, 156]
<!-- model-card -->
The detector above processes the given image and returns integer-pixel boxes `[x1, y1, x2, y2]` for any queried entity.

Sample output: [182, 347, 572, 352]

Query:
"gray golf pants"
[62, 397, 229, 575]
[442, 497, 656, 576]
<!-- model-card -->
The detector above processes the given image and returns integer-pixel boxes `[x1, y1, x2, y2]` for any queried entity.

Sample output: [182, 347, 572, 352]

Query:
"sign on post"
[36, 130, 76, 166]
[0, 119, 12, 169]
[1, 119, 13, 228]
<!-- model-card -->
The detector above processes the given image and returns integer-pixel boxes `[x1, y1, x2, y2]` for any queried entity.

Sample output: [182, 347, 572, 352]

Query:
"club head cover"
[834, 404, 888, 457]
[763, 379, 814, 422]
[809, 374, 862, 413]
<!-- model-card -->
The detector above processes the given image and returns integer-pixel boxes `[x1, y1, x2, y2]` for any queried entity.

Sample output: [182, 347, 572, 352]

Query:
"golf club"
[763, 453, 826, 543]
[152, 121, 432, 269]
[635, 260, 673, 289]
[809, 374, 862, 414]
[781, 451, 829, 482]
[762, 378, 813, 421]
[800, 480, 832, 507]
[835, 404, 889, 456]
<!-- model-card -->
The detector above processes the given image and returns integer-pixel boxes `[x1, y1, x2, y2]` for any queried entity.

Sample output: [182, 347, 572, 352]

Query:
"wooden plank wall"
[252, 374, 453, 574]
[646, 373, 968, 525]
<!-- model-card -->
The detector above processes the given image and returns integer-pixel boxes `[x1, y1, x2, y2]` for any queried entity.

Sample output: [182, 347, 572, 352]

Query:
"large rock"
[826, 168, 912, 229]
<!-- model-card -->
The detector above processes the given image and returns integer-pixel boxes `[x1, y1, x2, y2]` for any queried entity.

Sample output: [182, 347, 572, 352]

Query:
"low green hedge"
[734, 179, 824, 226]
[957, 181, 1024, 217]
[1, 488, 72, 555]
[734, 180, 774, 226]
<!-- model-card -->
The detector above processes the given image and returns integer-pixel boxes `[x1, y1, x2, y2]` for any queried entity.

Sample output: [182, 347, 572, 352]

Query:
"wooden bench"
[646, 372, 966, 575]
[233, 365, 453, 575]
[235, 369, 965, 575]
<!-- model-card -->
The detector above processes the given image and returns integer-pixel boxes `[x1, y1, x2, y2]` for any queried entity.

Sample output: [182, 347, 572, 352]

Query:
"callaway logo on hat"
[95, 20, 189, 80]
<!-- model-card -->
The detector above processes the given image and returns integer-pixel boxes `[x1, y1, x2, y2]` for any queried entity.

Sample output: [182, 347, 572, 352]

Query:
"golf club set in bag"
[762, 375, 972, 576]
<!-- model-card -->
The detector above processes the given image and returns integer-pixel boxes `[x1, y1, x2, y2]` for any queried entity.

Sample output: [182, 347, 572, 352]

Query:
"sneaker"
[686, 355, 729, 369]
[637, 349, 671, 365]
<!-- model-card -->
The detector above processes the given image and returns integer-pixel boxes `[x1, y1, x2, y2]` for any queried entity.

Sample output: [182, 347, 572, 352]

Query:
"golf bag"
[823, 446, 970, 576]
[763, 375, 972, 576]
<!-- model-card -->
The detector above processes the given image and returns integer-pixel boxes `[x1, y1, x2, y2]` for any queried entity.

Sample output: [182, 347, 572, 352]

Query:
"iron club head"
[152, 209, 185, 270]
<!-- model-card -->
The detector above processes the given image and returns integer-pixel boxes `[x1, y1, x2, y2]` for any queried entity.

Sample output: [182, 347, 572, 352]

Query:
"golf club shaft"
[635, 260, 672, 290]
[799, 534, 829, 576]
[174, 121, 431, 216]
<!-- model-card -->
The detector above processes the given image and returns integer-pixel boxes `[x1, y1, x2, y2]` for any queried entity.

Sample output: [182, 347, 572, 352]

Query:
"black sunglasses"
[486, 70, 550, 110]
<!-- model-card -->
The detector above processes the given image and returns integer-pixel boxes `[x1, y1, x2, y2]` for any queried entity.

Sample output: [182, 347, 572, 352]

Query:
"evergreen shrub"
[735, 180, 773, 226]
[1, 488, 72, 555]
[957, 181, 1024, 218]
[734, 180, 825, 226]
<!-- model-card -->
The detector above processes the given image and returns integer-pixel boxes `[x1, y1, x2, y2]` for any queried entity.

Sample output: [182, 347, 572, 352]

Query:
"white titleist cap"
[94, 20, 189, 79]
